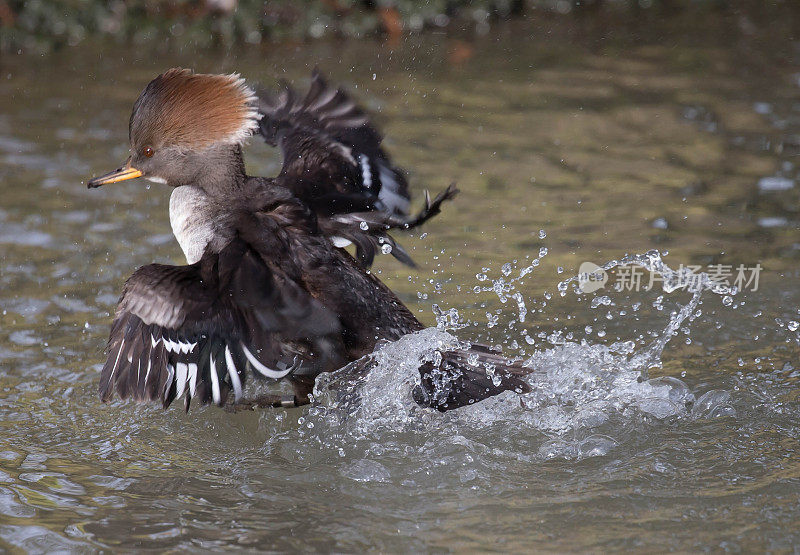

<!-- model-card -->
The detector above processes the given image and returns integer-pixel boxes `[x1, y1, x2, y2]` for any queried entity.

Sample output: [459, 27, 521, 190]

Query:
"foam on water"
[311, 250, 738, 460]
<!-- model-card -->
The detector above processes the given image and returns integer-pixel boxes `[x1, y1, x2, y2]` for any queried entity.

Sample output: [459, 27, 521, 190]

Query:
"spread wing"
[257, 69, 411, 218]
[98, 237, 345, 410]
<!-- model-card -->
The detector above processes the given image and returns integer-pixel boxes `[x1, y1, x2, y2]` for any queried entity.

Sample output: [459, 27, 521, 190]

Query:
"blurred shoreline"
[0, 0, 795, 55]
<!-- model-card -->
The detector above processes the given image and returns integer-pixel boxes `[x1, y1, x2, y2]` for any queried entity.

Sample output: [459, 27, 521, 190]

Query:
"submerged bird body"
[88, 68, 530, 412]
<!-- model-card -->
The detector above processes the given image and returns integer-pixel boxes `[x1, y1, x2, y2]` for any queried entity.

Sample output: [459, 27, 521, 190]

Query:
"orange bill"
[87, 158, 142, 188]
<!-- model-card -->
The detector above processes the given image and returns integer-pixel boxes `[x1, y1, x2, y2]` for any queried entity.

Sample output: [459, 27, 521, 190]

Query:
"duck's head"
[87, 68, 259, 189]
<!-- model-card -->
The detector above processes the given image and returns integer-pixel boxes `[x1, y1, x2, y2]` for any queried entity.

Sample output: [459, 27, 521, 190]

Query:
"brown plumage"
[129, 68, 259, 151]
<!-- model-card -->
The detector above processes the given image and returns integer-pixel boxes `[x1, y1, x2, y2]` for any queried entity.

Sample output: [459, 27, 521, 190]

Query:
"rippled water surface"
[2, 9, 800, 552]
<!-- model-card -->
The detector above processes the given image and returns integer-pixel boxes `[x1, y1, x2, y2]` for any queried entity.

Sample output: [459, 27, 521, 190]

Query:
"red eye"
[143, 146, 154, 158]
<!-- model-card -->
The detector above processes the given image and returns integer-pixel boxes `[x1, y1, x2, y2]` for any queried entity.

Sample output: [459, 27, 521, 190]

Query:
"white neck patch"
[169, 186, 214, 264]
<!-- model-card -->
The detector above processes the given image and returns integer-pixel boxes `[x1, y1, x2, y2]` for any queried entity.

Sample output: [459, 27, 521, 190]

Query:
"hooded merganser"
[88, 68, 531, 412]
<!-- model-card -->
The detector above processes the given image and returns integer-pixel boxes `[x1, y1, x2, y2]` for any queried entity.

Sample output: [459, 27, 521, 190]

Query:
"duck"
[87, 68, 531, 412]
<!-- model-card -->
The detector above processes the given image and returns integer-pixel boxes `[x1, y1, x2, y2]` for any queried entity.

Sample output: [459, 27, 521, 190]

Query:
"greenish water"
[1, 11, 800, 552]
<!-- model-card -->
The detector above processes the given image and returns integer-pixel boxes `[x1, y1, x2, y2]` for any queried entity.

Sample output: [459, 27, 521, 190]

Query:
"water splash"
[557, 250, 736, 375]
[311, 250, 738, 459]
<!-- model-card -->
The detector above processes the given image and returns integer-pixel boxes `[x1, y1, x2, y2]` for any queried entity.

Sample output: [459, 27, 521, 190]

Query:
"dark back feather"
[257, 70, 411, 218]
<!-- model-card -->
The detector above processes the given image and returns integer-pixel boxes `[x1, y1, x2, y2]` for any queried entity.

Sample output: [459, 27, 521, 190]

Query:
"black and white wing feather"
[98, 237, 344, 410]
[257, 69, 411, 218]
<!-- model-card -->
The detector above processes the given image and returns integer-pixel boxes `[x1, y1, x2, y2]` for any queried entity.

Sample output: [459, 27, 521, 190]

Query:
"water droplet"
[788, 320, 799, 332]
[359, 221, 369, 230]
[381, 244, 393, 255]
[539, 229, 546, 239]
